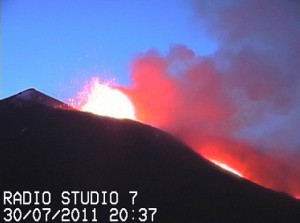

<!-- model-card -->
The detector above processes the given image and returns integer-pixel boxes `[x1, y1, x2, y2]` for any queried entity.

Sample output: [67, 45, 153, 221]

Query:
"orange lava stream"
[71, 77, 299, 199]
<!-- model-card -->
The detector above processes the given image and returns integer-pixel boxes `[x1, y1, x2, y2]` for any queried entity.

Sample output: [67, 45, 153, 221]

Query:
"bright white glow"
[81, 80, 136, 120]
[210, 159, 243, 177]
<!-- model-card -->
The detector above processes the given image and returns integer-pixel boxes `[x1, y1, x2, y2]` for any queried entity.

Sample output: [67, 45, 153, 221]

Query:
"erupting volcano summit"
[0, 89, 300, 223]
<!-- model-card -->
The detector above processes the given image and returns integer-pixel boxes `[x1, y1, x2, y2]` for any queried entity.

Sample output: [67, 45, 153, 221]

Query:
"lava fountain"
[70, 78, 136, 120]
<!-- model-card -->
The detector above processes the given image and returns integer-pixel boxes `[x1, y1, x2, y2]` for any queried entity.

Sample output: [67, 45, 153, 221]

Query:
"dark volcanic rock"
[0, 88, 72, 110]
[0, 89, 299, 223]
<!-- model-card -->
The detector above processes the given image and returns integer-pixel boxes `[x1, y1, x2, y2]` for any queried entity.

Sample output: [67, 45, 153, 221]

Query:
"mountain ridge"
[0, 88, 73, 110]
[0, 89, 299, 223]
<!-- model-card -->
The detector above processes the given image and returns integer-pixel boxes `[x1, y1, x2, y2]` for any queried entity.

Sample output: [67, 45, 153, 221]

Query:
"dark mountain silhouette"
[0, 88, 72, 110]
[0, 89, 299, 223]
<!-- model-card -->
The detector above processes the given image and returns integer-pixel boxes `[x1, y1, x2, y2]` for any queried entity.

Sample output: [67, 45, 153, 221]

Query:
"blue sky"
[2, 0, 216, 100]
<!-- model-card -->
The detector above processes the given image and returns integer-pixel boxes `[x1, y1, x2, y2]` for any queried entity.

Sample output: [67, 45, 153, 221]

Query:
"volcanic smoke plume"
[122, 0, 300, 197]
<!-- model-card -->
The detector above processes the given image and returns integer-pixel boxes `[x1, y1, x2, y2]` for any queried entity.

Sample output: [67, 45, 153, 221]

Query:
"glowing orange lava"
[70, 78, 300, 198]
[73, 78, 136, 120]
[210, 159, 243, 177]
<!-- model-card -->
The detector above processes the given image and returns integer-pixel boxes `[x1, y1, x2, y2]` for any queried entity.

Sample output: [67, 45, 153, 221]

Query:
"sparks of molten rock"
[72, 78, 136, 120]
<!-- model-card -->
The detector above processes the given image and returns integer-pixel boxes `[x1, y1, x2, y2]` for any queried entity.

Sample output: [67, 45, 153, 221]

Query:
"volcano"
[0, 89, 299, 223]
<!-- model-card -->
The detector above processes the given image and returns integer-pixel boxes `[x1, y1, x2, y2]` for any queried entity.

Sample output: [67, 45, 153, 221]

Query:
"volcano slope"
[0, 89, 300, 223]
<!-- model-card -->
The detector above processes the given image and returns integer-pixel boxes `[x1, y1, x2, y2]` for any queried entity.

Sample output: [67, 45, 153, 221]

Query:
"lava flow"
[70, 75, 300, 199]
[209, 159, 243, 177]
[71, 78, 243, 178]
